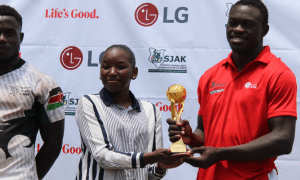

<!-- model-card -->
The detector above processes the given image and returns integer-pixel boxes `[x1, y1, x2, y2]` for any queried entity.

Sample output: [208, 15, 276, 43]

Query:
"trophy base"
[170, 139, 187, 153]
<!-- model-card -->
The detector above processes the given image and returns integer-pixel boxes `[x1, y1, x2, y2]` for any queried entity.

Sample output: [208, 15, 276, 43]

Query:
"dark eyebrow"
[100, 59, 109, 64]
[6, 28, 17, 32]
[0, 27, 18, 32]
[228, 17, 256, 23]
[228, 18, 237, 21]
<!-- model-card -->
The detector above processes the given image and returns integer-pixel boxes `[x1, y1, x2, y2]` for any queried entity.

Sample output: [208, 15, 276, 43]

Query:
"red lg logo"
[60, 46, 83, 70]
[135, 3, 158, 27]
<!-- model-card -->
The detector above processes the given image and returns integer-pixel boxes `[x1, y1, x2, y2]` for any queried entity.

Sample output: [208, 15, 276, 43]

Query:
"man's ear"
[262, 24, 269, 38]
[20, 32, 24, 43]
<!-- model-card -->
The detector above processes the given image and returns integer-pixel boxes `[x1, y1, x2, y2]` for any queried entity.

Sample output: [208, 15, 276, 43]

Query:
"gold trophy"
[167, 84, 187, 153]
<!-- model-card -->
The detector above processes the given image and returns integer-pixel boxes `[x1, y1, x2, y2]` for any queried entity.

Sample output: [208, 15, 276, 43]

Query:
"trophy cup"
[167, 84, 187, 153]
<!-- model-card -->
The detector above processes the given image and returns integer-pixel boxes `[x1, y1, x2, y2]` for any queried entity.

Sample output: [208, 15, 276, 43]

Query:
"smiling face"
[0, 15, 23, 64]
[100, 48, 138, 93]
[226, 5, 268, 53]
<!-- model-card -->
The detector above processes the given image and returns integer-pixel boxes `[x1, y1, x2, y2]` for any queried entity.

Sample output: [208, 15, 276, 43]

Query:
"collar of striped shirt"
[99, 87, 141, 112]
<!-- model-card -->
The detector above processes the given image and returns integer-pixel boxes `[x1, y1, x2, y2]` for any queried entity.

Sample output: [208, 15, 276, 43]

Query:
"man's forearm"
[188, 128, 205, 148]
[35, 142, 62, 179]
[219, 129, 294, 161]
[218, 116, 296, 161]
[187, 115, 205, 148]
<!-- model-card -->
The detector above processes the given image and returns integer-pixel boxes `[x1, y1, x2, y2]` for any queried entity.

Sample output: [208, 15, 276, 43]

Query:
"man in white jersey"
[0, 5, 65, 180]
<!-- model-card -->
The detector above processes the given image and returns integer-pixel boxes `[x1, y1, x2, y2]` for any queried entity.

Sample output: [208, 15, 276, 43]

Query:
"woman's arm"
[76, 96, 145, 169]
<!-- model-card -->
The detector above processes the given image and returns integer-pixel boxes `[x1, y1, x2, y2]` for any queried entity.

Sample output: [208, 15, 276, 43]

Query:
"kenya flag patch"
[47, 87, 64, 110]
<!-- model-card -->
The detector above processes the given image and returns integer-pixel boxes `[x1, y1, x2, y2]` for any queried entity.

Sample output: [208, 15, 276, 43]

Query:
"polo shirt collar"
[99, 87, 141, 112]
[222, 46, 272, 67]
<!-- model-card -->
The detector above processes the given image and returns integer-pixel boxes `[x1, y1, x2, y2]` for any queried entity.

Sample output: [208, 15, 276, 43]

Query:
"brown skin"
[181, 116, 296, 169]
[168, 5, 296, 169]
[226, 5, 269, 72]
[100, 48, 190, 172]
[100, 48, 138, 108]
[35, 121, 65, 179]
[167, 115, 204, 148]
[143, 148, 190, 172]
[0, 16, 23, 74]
[0, 15, 65, 179]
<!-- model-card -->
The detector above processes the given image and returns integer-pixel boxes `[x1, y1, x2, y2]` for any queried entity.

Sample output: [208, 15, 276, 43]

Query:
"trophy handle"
[176, 102, 185, 121]
[170, 99, 185, 122]
[170, 99, 177, 121]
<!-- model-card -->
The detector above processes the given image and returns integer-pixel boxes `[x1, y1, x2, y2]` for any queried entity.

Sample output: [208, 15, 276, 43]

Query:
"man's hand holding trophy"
[167, 84, 188, 153]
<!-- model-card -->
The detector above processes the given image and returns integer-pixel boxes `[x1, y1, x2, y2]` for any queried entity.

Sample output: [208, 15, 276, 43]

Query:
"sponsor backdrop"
[2, 0, 300, 179]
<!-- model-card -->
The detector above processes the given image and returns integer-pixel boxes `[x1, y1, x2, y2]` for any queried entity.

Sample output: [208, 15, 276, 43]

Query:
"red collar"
[222, 46, 272, 67]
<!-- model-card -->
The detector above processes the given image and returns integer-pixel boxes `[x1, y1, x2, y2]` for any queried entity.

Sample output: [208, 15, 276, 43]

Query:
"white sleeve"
[148, 105, 167, 179]
[36, 74, 65, 125]
[75, 95, 146, 169]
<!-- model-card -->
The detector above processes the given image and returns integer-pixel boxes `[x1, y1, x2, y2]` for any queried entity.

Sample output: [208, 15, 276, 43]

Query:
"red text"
[45, 8, 99, 19]
[62, 144, 82, 154]
[156, 102, 183, 112]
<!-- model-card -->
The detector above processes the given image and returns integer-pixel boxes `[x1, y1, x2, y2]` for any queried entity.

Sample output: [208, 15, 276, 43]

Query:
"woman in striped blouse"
[75, 44, 189, 180]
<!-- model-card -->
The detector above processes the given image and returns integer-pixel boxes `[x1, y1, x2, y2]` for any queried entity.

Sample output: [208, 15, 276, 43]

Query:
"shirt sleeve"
[75, 96, 145, 169]
[35, 74, 65, 125]
[267, 70, 297, 119]
[148, 105, 167, 180]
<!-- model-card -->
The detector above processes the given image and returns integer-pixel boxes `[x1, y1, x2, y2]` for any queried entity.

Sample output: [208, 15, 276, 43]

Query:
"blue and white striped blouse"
[75, 88, 166, 180]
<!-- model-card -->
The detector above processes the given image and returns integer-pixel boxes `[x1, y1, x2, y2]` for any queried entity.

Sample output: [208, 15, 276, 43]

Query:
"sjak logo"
[226, 3, 233, 17]
[225, 3, 233, 27]
[63, 92, 79, 115]
[148, 47, 187, 73]
[149, 48, 166, 68]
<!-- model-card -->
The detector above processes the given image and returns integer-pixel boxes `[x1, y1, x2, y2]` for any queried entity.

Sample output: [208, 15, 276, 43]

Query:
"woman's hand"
[144, 148, 191, 170]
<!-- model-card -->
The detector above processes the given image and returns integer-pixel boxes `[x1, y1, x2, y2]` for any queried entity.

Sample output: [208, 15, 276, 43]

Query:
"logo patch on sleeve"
[47, 87, 64, 110]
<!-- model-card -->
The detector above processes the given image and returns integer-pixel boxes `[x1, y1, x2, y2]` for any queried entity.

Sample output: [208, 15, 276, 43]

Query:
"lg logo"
[135, 3, 188, 27]
[135, 3, 158, 27]
[60, 46, 105, 70]
[245, 82, 257, 89]
[60, 46, 83, 70]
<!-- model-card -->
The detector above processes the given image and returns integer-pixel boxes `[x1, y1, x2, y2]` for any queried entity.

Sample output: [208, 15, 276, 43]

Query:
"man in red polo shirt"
[167, 0, 297, 179]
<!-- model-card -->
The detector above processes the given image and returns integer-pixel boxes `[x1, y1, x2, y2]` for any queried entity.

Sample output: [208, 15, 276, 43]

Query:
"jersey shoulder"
[199, 57, 227, 83]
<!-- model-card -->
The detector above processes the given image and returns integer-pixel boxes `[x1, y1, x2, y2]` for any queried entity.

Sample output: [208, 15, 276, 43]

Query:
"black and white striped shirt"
[75, 88, 166, 180]
[0, 60, 65, 179]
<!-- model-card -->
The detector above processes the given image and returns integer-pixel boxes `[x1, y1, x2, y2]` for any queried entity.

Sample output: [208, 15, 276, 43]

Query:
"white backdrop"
[2, 0, 300, 179]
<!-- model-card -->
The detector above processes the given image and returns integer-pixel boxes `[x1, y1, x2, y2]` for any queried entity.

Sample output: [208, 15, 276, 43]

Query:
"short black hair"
[0, 5, 22, 27]
[102, 44, 136, 68]
[231, 0, 268, 26]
